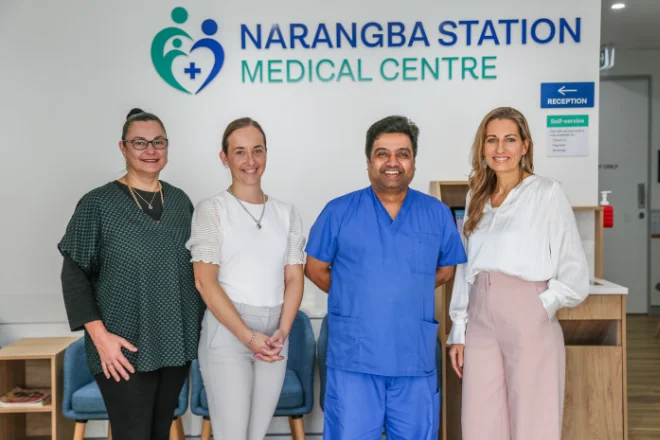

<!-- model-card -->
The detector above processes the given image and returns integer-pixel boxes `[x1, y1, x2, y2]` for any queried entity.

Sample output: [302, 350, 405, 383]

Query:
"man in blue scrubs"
[305, 115, 467, 439]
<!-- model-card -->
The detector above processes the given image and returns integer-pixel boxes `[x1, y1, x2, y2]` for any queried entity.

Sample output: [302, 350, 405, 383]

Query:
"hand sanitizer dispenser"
[600, 191, 614, 228]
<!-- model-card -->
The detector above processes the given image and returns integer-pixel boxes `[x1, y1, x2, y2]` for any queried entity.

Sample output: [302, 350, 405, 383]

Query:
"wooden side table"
[0, 337, 80, 440]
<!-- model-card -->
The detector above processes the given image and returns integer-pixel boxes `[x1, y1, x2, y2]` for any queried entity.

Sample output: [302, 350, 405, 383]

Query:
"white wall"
[0, 0, 602, 436]
[0, 0, 602, 322]
[601, 49, 660, 306]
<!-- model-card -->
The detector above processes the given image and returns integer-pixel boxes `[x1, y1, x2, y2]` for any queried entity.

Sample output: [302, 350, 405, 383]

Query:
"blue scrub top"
[306, 186, 467, 377]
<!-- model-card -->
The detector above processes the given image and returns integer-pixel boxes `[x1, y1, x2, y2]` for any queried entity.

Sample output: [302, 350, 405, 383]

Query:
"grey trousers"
[198, 302, 289, 440]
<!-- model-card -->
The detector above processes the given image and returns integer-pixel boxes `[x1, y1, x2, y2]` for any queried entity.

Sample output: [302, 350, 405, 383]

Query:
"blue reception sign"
[540, 82, 595, 108]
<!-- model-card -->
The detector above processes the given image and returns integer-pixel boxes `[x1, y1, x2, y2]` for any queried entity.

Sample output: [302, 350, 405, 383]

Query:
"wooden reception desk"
[430, 181, 629, 440]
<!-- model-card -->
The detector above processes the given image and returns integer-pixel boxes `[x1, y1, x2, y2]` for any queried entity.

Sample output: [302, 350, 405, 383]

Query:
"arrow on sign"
[558, 86, 578, 96]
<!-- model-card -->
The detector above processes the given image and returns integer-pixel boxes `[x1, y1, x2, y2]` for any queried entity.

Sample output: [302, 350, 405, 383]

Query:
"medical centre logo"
[150, 7, 583, 88]
[151, 7, 225, 95]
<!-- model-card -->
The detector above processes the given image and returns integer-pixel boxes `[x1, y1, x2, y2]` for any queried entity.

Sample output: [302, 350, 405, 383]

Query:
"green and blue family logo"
[151, 10, 583, 87]
[151, 7, 224, 94]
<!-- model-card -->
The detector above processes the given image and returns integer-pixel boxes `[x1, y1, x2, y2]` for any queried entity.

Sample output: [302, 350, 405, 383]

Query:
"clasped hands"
[248, 328, 288, 363]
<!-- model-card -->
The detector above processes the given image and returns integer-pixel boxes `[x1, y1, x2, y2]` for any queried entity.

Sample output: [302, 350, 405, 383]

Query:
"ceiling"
[601, 0, 660, 50]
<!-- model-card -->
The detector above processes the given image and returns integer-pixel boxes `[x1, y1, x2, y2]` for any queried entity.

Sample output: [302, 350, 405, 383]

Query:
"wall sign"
[600, 45, 615, 70]
[546, 114, 589, 157]
[541, 82, 595, 108]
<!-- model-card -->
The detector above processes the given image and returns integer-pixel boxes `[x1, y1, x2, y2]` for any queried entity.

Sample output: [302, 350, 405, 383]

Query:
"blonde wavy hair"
[463, 107, 535, 237]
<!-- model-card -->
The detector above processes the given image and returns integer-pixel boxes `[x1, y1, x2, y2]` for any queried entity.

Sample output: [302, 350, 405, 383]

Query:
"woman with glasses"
[186, 117, 306, 440]
[58, 108, 206, 440]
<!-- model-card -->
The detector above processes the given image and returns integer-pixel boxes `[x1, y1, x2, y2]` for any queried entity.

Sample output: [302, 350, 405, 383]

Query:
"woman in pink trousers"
[447, 107, 590, 440]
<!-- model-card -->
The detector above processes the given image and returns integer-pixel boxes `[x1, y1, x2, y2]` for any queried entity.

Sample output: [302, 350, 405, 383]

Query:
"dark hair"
[221, 117, 267, 154]
[121, 108, 166, 140]
[365, 115, 419, 159]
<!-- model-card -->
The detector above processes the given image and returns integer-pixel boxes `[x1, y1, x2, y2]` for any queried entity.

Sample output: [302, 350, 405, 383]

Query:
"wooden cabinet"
[563, 346, 624, 439]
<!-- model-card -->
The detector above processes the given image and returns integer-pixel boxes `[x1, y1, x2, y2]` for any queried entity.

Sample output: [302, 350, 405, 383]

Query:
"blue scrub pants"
[323, 366, 440, 440]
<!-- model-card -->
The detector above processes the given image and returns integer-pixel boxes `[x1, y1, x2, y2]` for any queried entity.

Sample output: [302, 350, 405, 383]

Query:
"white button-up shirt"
[447, 174, 590, 345]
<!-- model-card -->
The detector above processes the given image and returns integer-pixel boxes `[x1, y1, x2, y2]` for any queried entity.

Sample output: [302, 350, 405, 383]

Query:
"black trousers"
[95, 363, 189, 440]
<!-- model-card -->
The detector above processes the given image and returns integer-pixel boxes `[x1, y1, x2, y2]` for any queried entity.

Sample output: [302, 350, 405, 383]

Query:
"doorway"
[598, 76, 651, 314]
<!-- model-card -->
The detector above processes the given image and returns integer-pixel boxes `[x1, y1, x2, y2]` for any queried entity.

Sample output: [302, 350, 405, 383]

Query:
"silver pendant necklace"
[132, 188, 158, 210]
[227, 187, 266, 229]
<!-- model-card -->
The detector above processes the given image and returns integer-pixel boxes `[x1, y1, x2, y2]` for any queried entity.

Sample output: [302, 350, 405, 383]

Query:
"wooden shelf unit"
[0, 337, 79, 440]
[430, 180, 627, 440]
[0, 406, 54, 415]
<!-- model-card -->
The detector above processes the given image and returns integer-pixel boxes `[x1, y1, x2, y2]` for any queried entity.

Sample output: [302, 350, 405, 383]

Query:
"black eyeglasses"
[123, 138, 169, 150]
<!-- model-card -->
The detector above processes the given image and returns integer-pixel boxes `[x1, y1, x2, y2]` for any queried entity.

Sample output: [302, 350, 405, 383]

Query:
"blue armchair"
[191, 310, 316, 440]
[62, 337, 189, 440]
[317, 314, 443, 411]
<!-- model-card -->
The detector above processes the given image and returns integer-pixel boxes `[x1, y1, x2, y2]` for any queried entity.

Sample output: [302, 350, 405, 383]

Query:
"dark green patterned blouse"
[58, 181, 206, 375]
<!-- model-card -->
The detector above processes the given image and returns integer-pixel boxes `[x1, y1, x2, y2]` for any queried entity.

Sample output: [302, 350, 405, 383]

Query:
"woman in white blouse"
[447, 107, 589, 440]
[186, 117, 306, 440]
